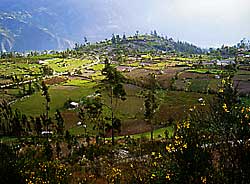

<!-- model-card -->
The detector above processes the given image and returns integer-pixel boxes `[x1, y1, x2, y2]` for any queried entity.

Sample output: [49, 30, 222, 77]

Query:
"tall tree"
[34, 117, 42, 136]
[111, 34, 116, 45]
[101, 58, 126, 145]
[144, 73, 159, 140]
[55, 110, 64, 135]
[41, 81, 51, 135]
[122, 33, 127, 43]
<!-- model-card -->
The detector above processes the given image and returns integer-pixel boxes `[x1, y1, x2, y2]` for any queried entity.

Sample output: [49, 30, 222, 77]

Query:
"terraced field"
[2, 53, 250, 137]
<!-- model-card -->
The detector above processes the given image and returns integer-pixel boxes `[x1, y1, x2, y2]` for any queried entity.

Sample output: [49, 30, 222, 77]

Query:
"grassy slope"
[11, 80, 96, 117]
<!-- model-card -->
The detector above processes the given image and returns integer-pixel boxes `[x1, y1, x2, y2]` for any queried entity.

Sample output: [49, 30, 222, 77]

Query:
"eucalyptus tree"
[101, 58, 126, 145]
[144, 73, 160, 140]
[55, 110, 64, 136]
[41, 81, 51, 136]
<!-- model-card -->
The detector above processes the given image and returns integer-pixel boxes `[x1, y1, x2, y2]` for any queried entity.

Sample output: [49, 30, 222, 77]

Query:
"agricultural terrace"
[1, 49, 250, 138]
[6, 53, 218, 138]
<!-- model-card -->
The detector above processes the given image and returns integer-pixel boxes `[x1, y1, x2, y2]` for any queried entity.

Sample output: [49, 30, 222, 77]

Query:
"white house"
[70, 102, 79, 108]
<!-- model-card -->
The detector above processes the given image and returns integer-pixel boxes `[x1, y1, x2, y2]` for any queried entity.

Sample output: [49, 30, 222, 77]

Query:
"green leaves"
[101, 58, 127, 145]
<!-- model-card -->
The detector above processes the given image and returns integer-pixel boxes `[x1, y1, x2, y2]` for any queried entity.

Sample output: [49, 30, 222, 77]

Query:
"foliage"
[20, 160, 70, 184]
[80, 92, 105, 143]
[144, 73, 160, 140]
[0, 100, 27, 136]
[0, 143, 23, 183]
[55, 110, 64, 135]
[42, 65, 54, 76]
[101, 58, 126, 145]
[164, 77, 250, 183]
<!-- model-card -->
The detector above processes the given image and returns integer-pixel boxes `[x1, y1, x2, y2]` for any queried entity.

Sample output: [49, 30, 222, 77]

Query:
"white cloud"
[143, 0, 250, 47]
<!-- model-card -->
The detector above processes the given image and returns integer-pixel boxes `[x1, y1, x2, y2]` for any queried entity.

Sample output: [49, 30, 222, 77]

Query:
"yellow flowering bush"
[105, 167, 122, 184]
[21, 161, 70, 184]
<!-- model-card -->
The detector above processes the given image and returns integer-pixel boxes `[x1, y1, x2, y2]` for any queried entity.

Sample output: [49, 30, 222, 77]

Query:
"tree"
[144, 73, 159, 140]
[164, 76, 250, 183]
[0, 100, 24, 136]
[84, 36, 88, 43]
[34, 117, 42, 136]
[41, 81, 51, 136]
[27, 81, 35, 95]
[42, 65, 54, 76]
[81, 92, 104, 144]
[56, 142, 61, 158]
[116, 35, 121, 44]
[55, 110, 64, 135]
[12, 109, 23, 136]
[153, 30, 157, 37]
[122, 33, 127, 43]
[134, 30, 139, 39]
[101, 58, 126, 145]
[0, 143, 23, 183]
[111, 34, 116, 45]
[43, 141, 53, 161]
[21, 114, 31, 134]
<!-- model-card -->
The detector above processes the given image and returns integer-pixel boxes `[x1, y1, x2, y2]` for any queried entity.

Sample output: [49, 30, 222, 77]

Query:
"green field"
[11, 79, 97, 117]
[189, 79, 210, 92]
[187, 69, 223, 74]
[46, 58, 93, 73]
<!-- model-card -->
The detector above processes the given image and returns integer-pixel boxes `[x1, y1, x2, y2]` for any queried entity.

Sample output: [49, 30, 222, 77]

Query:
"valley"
[1, 34, 250, 183]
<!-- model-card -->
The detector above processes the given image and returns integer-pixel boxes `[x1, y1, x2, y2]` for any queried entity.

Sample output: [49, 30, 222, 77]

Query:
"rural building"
[38, 60, 48, 65]
[70, 102, 79, 108]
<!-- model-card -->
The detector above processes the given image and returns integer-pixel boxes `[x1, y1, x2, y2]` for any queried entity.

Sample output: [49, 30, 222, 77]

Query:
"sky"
[123, 0, 250, 48]
[1, 0, 249, 49]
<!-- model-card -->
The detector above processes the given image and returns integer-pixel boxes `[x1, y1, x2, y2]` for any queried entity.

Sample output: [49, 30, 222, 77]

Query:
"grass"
[241, 97, 250, 106]
[235, 70, 250, 75]
[11, 80, 97, 117]
[130, 126, 173, 139]
[46, 58, 93, 73]
[88, 64, 105, 71]
[91, 72, 105, 81]
[0, 136, 20, 144]
[0, 61, 41, 76]
[187, 69, 223, 74]
[208, 79, 220, 92]
[161, 91, 211, 106]
[69, 125, 93, 136]
[105, 126, 174, 140]
[189, 79, 210, 92]
[63, 79, 95, 87]
[127, 62, 141, 67]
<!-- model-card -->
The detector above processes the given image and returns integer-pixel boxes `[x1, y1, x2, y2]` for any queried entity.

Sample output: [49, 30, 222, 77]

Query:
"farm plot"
[189, 79, 210, 92]
[46, 58, 93, 73]
[157, 67, 185, 89]
[178, 71, 214, 79]
[187, 69, 223, 74]
[0, 61, 41, 76]
[11, 79, 97, 117]
[173, 70, 221, 93]
[233, 70, 250, 94]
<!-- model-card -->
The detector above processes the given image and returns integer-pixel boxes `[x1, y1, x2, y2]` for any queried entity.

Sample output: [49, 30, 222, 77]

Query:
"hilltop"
[76, 33, 204, 55]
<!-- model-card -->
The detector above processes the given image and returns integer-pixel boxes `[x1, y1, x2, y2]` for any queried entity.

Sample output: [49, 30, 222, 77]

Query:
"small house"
[70, 102, 79, 108]
[214, 75, 220, 79]
[38, 60, 48, 65]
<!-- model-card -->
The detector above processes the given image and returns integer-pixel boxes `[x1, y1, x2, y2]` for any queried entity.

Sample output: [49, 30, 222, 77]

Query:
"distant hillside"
[77, 34, 204, 55]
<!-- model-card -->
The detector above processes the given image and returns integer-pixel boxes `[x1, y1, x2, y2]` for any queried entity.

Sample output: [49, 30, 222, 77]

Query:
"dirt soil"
[44, 76, 67, 85]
